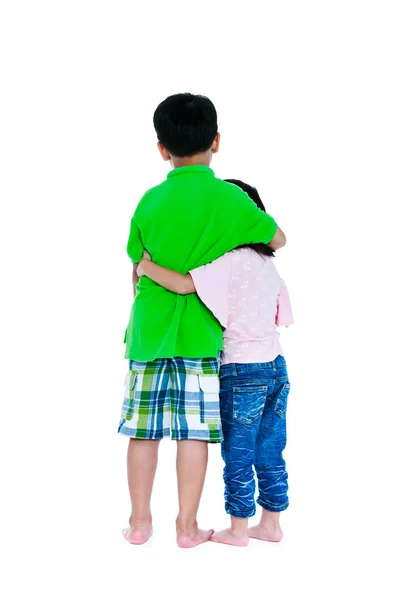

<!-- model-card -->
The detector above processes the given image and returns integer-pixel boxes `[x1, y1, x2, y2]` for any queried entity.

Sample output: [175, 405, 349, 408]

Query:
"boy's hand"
[137, 250, 152, 278]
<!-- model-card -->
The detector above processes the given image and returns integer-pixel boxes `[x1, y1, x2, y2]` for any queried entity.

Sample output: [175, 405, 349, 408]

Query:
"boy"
[119, 93, 286, 548]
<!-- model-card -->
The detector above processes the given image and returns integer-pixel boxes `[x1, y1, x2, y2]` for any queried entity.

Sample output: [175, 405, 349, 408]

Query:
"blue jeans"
[220, 356, 290, 518]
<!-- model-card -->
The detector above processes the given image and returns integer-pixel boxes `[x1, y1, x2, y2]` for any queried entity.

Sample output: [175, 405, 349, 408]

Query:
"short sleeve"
[275, 282, 294, 327]
[228, 186, 278, 246]
[190, 253, 232, 328]
[127, 218, 144, 263]
[242, 208, 277, 245]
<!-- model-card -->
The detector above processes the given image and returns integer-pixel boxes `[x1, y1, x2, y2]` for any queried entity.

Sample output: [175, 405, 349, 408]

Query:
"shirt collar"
[167, 165, 215, 179]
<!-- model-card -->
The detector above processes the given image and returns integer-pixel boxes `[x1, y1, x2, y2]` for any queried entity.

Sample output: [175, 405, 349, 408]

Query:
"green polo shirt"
[125, 165, 277, 361]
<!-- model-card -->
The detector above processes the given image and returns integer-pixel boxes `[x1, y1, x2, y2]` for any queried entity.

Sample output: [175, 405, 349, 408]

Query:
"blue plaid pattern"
[118, 357, 223, 442]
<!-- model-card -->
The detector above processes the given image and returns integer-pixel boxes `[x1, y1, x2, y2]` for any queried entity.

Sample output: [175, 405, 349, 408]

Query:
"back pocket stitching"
[233, 386, 268, 425]
[274, 383, 290, 419]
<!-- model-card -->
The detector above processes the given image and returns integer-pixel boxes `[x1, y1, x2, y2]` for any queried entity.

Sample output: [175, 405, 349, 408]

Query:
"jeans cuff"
[225, 505, 256, 519]
[257, 498, 289, 512]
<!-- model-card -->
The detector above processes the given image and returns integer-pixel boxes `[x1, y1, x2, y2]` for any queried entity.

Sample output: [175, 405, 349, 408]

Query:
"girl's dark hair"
[224, 179, 275, 257]
[153, 93, 218, 158]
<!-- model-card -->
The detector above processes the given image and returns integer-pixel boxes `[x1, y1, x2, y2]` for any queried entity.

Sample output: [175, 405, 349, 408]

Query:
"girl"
[137, 180, 293, 547]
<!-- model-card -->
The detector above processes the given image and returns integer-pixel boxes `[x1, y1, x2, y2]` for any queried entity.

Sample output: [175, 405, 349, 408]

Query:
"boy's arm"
[269, 226, 286, 250]
[127, 218, 145, 263]
[233, 190, 286, 249]
[137, 257, 196, 295]
[246, 213, 286, 250]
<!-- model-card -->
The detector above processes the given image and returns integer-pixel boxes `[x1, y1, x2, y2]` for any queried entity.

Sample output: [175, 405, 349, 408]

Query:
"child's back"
[126, 167, 278, 361]
[190, 247, 293, 364]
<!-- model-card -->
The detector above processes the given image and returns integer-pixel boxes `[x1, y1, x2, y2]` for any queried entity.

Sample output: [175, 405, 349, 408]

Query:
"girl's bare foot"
[176, 527, 214, 548]
[211, 528, 249, 547]
[248, 508, 283, 542]
[248, 523, 283, 542]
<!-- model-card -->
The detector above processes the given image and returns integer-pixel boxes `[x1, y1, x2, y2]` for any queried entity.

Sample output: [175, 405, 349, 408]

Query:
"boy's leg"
[251, 359, 290, 542]
[171, 357, 222, 548]
[211, 365, 267, 547]
[175, 440, 214, 548]
[123, 439, 160, 544]
[118, 359, 171, 544]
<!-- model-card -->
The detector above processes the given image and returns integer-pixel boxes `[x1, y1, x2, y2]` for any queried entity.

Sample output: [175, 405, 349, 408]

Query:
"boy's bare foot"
[211, 528, 249, 547]
[122, 520, 153, 545]
[248, 523, 283, 542]
[176, 522, 214, 548]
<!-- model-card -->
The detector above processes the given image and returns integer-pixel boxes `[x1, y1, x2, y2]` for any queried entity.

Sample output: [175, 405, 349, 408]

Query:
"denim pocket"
[274, 382, 290, 418]
[198, 375, 221, 425]
[233, 386, 268, 425]
[122, 371, 138, 421]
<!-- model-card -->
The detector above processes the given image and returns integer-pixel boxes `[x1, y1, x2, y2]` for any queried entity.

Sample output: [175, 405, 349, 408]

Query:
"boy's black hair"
[224, 179, 275, 257]
[153, 93, 218, 157]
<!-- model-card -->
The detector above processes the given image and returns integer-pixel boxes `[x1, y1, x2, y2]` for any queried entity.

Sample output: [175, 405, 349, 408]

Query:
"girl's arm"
[137, 256, 196, 295]
[132, 263, 139, 297]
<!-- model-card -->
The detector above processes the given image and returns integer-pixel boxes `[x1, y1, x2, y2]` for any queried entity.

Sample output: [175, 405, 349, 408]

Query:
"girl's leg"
[175, 440, 213, 548]
[211, 368, 267, 547]
[252, 363, 290, 541]
[123, 438, 160, 544]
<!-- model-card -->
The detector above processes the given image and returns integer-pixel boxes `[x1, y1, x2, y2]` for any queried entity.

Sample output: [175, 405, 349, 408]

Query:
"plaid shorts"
[118, 357, 223, 442]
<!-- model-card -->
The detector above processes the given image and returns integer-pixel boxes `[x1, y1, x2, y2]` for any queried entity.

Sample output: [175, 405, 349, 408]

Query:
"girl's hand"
[137, 250, 152, 278]
[142, 250, 151, 262]
[137, 262, 144, 278]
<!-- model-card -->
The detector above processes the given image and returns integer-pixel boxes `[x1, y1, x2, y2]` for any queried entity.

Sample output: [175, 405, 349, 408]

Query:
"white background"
[1, 1, 399, 598]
